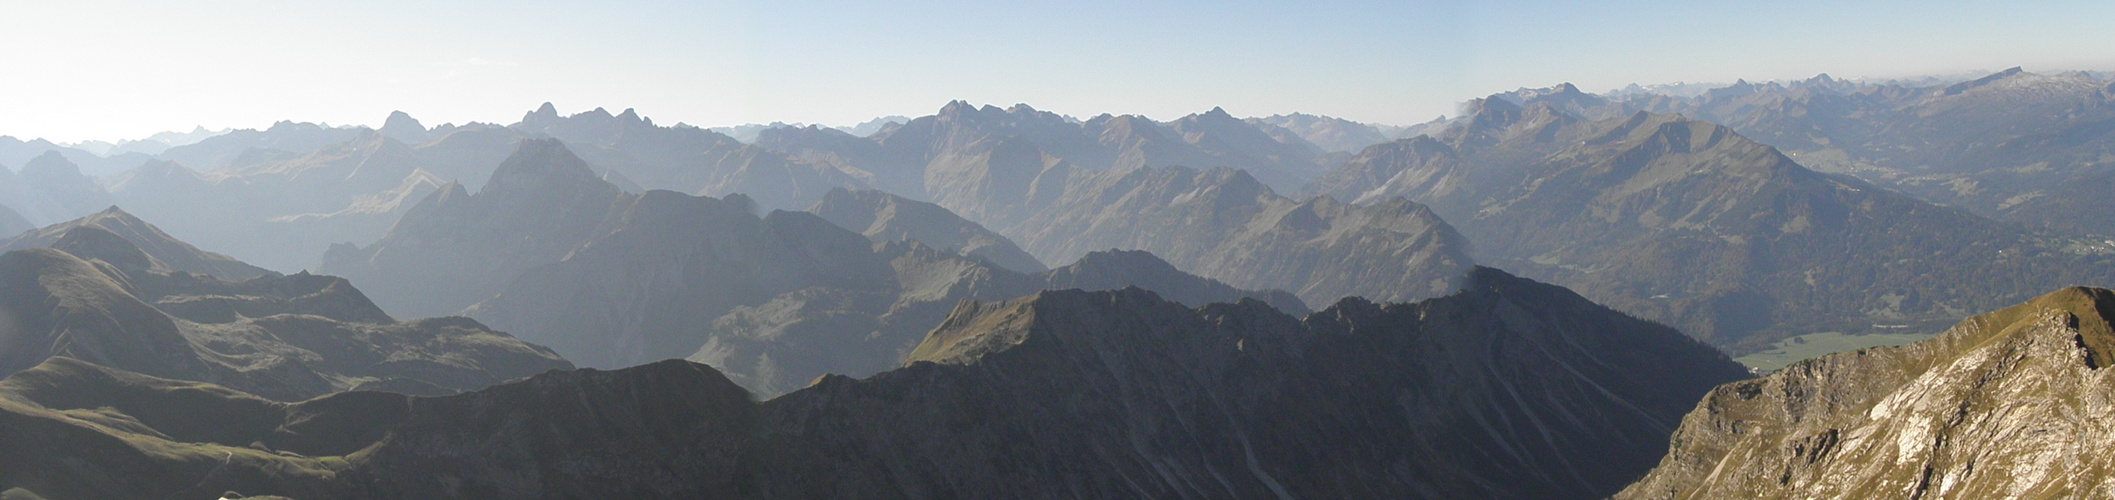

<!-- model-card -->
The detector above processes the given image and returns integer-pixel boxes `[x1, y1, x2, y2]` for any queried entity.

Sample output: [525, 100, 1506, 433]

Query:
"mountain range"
[0, 209, 568, 401]
[0, 267, 1745, 499]
[757, 102, 1477, 306]
[326, 139, 1307, 395]
[13, 69, 2115, 497]
[1304, 85, 2115, 352]
[1623, 68, 2115, 240]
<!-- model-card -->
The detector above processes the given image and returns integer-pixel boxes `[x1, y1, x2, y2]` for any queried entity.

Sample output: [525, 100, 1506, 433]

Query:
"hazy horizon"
[3, 0, 2112, 143]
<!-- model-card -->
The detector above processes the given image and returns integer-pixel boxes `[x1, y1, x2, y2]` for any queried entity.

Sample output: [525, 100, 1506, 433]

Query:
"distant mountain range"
[1306, 82, 2115, 353]
[1624, 68, 2115, 239]
[708, 115, 911, 142]
[757, 102, 1476, 306]
[0, 267, 1744, 499]
[326, 139, 1306, 395]
[14, 68, 2115, 497]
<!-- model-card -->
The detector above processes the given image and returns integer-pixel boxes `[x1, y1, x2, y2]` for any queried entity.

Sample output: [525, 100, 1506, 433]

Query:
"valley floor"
[1733, 331, 1933, 372]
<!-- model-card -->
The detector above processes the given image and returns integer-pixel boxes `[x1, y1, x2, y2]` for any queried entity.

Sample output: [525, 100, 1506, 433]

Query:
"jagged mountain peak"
[523, 101, 561, 124]
[378, 110, 428, 143]
[1951, 285, 2115, 367]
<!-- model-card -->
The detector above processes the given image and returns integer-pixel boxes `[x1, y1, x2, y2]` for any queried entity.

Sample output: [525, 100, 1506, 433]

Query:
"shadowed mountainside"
[0, 268, 1744, 499]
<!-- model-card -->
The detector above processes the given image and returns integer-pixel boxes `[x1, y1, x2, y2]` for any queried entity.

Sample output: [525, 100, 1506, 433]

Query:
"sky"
[1, 0, 2112, 143]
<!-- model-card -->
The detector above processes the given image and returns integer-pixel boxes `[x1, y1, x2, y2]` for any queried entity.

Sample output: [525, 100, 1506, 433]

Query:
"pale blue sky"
[2, 0, 2111, 143]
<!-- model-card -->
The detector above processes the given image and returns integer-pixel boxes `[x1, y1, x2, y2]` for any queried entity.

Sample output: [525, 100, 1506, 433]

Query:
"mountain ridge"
[0, 267, 1745, 499]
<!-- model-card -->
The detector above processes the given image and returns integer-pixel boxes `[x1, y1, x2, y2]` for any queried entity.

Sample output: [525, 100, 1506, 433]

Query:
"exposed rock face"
[806, 187, 1045, 273]
[1619, 286, 2115, 499]
[1307, 94, 2115, 352]
[0, 230, 569, 401]
[0, 268, 1744, 499]
[0, 206, 274, 281]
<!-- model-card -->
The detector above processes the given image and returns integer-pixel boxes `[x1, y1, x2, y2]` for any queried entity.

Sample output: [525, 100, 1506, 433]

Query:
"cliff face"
[0, 268, 1745, 499]
[1619, 286, 2115, 499]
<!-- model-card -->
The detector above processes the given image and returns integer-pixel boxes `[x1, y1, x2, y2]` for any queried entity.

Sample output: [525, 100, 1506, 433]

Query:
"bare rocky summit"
[1620, 286, 2115, 499]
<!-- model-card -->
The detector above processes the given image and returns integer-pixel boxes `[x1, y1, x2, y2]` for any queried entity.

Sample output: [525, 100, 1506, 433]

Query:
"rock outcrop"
[1620, 286, 2115, 499]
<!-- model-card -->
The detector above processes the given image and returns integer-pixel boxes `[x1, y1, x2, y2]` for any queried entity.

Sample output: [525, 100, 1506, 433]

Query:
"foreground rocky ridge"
[1619, 286, 2115, 499]
[0, 268, 1745, 499]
